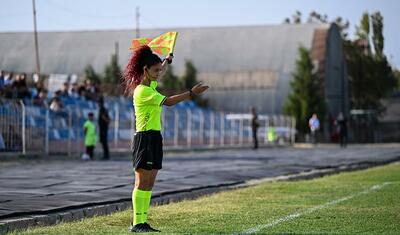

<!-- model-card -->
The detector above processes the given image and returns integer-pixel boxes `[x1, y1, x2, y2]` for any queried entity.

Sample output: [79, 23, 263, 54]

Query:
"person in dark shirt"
[336, 112, 348, 148]
[251, 107, 260, 149]
[60, 82, 70, 97]
[98, 97, 110, 160]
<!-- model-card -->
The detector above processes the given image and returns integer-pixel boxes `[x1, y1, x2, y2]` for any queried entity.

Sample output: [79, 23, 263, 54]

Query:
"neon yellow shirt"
[83, 120, 97, 146]
[133, 81, 166, 132]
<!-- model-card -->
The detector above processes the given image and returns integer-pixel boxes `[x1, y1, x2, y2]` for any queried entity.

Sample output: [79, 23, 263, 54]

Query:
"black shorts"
[132, 130, 163, 170]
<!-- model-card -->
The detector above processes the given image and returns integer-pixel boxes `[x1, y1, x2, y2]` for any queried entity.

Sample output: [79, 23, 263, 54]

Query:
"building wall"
[324, 24, 349, 118]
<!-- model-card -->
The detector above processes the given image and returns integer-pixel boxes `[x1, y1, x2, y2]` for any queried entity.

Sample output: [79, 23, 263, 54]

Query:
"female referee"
[123, 45, 209, 233]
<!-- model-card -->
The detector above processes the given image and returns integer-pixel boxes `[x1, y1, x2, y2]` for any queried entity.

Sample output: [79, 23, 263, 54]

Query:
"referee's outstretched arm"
[163, 82, 209, 106]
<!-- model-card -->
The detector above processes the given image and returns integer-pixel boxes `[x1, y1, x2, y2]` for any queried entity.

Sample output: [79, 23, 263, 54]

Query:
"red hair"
[122, 45, 162, 95]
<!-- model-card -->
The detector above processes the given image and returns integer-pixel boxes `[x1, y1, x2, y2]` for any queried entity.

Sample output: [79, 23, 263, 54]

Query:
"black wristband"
[189, 89, 194, 99]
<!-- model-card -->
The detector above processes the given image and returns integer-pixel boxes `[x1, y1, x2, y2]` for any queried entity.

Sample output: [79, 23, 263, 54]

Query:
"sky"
[1, 0, 399, 68]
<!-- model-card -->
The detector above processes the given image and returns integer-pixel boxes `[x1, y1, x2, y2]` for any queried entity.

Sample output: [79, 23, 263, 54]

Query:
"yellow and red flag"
[130, 31, 178, 56]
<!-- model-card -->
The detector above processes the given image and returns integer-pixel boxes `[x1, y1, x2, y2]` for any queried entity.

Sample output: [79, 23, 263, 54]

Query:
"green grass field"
[11, 162, 400, 235]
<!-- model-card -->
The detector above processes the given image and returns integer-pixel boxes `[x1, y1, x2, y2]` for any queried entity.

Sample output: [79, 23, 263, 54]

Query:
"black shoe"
[130, 223, 148, 233]
[143, 223, 161, 232]
[130, 223, 160, 233]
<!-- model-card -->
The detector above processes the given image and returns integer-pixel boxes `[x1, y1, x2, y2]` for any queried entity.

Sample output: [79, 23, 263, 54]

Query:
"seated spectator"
[49, 90, 62, 105]
[84, 79, 99, 101]
[11, 73, 31, 99]
[49, 97, 63, 112]
[33, 89, 48, 107]
[78, 84, 86, 100]
[0, 70, 4, 89]
[70, 82, 80, 98]
[60, 82, 70, 97]
[3, 72, 13, 87]
[32, 73, 40, 85]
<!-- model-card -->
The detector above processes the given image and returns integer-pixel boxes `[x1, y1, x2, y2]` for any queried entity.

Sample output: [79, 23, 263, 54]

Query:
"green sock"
[143, 191, 152, 223]
[132, 189, 150, 225]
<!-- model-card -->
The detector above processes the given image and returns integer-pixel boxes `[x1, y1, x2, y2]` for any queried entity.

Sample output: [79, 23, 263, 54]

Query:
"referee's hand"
[191, 82, 209, 95]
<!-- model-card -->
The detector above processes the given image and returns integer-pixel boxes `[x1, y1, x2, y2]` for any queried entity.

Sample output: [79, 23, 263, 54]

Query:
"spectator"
[98, 96, 110, 160]
[308, 113, 320, 144]
[0, 70, 4, 89]
[60, 82, 70, 97]
[251, 106, 260, 149]
[3, 72, 13, 87]
[84, 79, 99, 101]
[32, 73, 40, 85]
[83, 112, 97, 160]
[11, 73, 30, 99]
[33, 89, 48, 107]
[49, 97, 63, 112]
[70, 82, 79, 98]
[336, 112, 348, 148]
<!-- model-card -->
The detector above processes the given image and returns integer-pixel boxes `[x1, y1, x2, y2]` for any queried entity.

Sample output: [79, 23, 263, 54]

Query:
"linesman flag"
[130, 32, 178, 56]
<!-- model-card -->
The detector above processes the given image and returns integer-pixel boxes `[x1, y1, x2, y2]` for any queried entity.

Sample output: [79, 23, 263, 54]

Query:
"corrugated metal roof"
[0, 23, 329, 76]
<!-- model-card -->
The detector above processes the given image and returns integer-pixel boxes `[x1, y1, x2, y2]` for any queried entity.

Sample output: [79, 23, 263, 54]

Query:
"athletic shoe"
[130, 223, 149, 233]
[143, 223, 161, 232]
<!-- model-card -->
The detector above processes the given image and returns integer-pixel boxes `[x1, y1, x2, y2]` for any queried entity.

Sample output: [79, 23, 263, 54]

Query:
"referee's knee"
[136, 181, 153, 190]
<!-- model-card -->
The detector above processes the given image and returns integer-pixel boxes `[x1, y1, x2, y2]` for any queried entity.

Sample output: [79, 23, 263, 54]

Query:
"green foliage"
[181, 60, 198, 90]
[182, 60, 208, 107]
[83, 64, 101, 84]
[356, 12, 370, 40]
[346, 11, 397, 111]
[284, 46, 326, 133]
[286, 11, 350, 39]
[284, 10, 302, 24]
[371, 12, 384, 57]
[160, 65, 182, 91]
[394, 70, 400, 89]
[103, 54, 121, 84]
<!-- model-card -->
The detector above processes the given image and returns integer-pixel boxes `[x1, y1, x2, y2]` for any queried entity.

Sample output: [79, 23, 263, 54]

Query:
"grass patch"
[10, 162, 400, 234]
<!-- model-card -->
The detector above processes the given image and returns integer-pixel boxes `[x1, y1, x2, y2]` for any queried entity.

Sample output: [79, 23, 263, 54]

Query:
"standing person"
[0, 70, 5, 90]
[308, 113, 320, 144]
[98, 97, 110, 160]
[122, 45, 208, 233]
[251, 107, 260, 149]
[336, 112, 348, 148]
[83, 112, 97, 160]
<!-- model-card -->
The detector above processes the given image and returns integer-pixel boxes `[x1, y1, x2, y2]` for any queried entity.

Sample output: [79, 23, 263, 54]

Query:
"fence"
[0, 99, 296, 156]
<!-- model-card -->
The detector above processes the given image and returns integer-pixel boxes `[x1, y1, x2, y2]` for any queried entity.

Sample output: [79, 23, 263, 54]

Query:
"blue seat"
[33, 116, 47, 127]
[49, 129, 60, 140]
[58, 128, 76, 140]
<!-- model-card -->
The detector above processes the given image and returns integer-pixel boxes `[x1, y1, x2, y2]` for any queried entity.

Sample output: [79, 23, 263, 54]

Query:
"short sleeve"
[135, 86, 166, 106]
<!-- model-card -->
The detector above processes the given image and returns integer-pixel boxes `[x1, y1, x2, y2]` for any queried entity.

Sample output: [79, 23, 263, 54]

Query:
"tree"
[103, 54, 121, 84]
[286, 11, 350, 39]
[394, 70, 400, 90]
[346, 11, 397, 111]
[181, 60, 198, 89]
[84, 64, 101, 84]
[371, 12, 384, 57]
[181, 60, 208, 107]
[284, 47, 326, 133]
[355, 12, 370, 41]
[307, 11, 328, 23]
[284, 10, 302, 24]
[160, 65, 181, 91]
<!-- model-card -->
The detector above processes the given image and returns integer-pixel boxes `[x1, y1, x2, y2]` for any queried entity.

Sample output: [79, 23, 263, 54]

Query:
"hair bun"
[135, 45, 153, 57]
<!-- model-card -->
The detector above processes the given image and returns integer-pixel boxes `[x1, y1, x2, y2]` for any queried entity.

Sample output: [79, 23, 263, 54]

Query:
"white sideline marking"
[236, 182, 392, 235]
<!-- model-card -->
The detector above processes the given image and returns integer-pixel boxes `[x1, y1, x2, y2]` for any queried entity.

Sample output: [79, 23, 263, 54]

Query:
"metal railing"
[0, 99, 296, 156]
